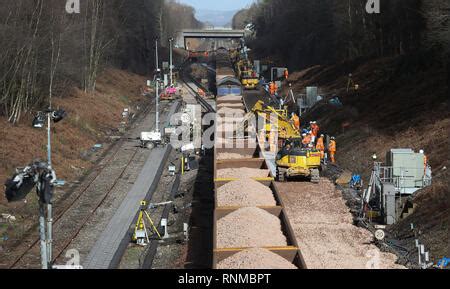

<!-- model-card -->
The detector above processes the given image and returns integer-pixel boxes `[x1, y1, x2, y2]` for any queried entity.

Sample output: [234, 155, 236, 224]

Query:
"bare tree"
[0, 0, 202, 123]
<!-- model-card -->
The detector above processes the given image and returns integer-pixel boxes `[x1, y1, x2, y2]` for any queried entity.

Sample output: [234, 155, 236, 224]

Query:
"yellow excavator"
[236, 59, 259, 90]
[244, 100, 299, 140]
[242, 100, 321, 183]
[275, 140, 321, 183]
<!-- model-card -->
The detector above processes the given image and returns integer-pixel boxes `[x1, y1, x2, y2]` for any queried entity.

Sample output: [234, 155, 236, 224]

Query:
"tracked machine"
[236, 59, 259, 90]
[275, 141, 321, 183]
[242, 100, 299, 140]
[242, 100, 321, 183]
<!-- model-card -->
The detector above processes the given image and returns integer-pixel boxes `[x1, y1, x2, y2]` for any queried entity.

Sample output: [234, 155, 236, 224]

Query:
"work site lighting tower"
[169, 37, 174, 87]
[5, 161, 57, 269]
[32, 108, 66, 166]
[29, 105, 66, 269]
[155, 38, 160, 132]
[139, 39, 163, 149]
[155, 38, 160, 75]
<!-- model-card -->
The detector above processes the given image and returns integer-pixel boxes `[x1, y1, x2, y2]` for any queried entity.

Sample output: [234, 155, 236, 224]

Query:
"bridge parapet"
[176, 29, 245, 49]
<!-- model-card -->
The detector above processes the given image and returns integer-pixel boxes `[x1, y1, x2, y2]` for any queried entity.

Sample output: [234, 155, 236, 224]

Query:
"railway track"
[180, 64, 216, 113]
[135, 60, 214, 269]
[7, 100, 168, 269]
[9, 55, 213, 269]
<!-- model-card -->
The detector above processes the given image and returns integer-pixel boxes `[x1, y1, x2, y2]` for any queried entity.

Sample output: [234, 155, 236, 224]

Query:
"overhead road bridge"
[176, 29, 246, 49]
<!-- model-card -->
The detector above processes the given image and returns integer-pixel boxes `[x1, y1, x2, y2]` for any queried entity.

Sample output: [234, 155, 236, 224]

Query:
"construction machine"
[275, 140, 321, 183]
[241, 101, 321, 183]
[243, 100, 299, 141]
[236, 59, 259, 90]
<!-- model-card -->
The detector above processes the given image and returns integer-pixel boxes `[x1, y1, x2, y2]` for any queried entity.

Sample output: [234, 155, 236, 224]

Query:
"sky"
[178, 0, 255, 12]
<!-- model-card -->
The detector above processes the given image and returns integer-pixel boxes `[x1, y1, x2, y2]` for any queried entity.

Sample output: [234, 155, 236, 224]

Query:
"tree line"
[233, 0, 449, 69]
[0, 0, 202, 124]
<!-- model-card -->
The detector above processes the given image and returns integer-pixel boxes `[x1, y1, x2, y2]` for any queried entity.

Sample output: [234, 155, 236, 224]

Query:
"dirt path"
[277, 179, 405, 269]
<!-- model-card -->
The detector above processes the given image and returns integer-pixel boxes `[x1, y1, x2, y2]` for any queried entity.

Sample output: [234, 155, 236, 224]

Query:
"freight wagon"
[212, 48, 306, 269]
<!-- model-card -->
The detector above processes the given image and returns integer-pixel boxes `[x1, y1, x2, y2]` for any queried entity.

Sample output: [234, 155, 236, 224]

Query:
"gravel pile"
[216, 123, 253, 132]
[216, 152, 253, 160]
[217, 103, 245, 108]
[215, 136, 254, 142]
[218, 95, 243, 102]
[217, 107, 245, 115]
[216, 114, 244, 126]
[217, 248, 297, 269]
[216, 124, 238, 132]
[217, 207, 287, 248]
[217, 167, 269, 179]
[214, 139, 236, 149]
[217, 179, 276, 207]
[278, 179, 406, 269]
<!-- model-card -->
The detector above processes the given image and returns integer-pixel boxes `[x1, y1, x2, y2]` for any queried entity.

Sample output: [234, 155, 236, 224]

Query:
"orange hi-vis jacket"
[291, 115, 300, 130]
[269, 82, 276, 95]
[423, 155, 428, 172]
[316, 137, 325, 151]
[311, 123, 320, 137]
[302, 134, 312, 145]
[329, 140, 336, 152]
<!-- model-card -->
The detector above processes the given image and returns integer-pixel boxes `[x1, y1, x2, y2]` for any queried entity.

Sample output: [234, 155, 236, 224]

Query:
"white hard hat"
[313, 121, 317, 124]
[302, 133, 306, 137]
[419, 149, 424, 154]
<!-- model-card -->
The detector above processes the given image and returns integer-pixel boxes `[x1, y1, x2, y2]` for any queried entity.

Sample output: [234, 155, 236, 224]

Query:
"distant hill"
[195, 9, 238, 28]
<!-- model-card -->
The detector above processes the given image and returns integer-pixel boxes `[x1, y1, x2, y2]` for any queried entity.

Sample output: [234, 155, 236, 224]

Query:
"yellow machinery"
[242, 100, 320, 183]
[244, 100, 321, 183]
[276, 141, 321, 183]
[241, 77, 259, 90]
[236, 59, 259, 90]
[246, 100, 299, 140]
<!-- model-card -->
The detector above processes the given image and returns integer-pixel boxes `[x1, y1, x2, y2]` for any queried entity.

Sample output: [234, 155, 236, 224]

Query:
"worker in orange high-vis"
[269, 82, 276, 96]
[316, 134, 325, 160]
[311, 121, 320, 144]
[420, 149, 428, 174]
[284, 69, 289, 80]
[274, 82, 279, 96]
[291, 113, 300, 131]
[302, 133, 312, 148]
[329, 137, 337, 163]
[269, 130, 277, 153]
[198, 88, 205, 97]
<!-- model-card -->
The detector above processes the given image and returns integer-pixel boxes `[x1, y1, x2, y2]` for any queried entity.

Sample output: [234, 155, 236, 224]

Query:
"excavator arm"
[251, 100, 300, 139]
